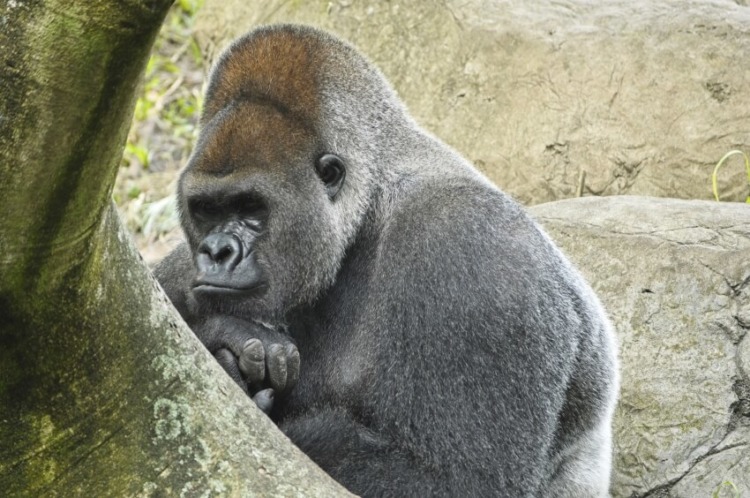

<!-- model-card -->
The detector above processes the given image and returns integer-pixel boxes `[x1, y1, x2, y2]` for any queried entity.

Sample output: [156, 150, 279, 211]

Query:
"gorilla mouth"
[192, 280, 268, 298]
[192, 256, 268, 298]
[193, 283, 264, 294]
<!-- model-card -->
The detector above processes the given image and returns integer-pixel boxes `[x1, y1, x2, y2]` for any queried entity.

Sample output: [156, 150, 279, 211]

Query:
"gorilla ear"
[315, 154, 346, 199]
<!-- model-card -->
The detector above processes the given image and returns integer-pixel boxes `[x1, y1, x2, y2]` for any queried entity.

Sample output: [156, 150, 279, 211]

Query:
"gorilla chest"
[283, 244, 381, 411]
[286, 317, 377, 410]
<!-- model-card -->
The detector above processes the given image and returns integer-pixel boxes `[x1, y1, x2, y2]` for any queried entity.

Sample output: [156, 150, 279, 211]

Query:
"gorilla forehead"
[190, 102, 316, 178]
[203, 25, 329, 127]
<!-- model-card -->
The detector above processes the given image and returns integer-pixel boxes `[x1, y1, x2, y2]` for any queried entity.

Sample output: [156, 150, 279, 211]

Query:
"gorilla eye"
[190, 199, 222, 220]
[315, 153, 346, 200]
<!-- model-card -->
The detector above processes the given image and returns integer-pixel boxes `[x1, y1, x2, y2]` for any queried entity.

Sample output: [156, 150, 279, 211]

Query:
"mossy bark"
[0, 1, 349, 496]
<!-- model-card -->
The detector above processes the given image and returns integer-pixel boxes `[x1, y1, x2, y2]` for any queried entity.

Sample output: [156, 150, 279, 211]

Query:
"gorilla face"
[188, 192, 268, 297]
[178, 102, 347, 322]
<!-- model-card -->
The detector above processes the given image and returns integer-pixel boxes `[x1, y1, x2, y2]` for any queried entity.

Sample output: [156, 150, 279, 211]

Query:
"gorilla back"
[154, 24, 619, 497]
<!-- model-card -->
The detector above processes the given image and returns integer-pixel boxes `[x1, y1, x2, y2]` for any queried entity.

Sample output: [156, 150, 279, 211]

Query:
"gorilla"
[154, 24, 619, 498]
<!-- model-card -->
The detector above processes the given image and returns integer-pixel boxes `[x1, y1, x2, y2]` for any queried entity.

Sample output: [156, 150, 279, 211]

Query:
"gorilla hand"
[194, 315, 300, 413]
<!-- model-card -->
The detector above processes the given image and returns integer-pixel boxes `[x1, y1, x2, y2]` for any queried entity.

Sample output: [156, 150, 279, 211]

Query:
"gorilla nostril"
[214, 245, 233, 264]
[197, 233, 243, 269]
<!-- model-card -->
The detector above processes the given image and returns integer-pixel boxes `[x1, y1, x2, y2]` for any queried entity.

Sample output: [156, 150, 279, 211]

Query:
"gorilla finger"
[220, 328, 258, 359]
[284, 343, 300, 393]
[266, 343, 288, 392]
[252, 388, 275, 415]
[214, 348, 248, 393]
[238, 338, 266, 384]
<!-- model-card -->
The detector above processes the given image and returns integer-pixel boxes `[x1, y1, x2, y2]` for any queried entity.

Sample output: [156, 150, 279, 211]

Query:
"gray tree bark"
[0, 1, 349, 496]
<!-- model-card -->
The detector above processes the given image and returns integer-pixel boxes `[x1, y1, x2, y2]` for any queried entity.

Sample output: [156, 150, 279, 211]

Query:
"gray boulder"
[531, 196, 750, 497]
[195, 0, 750, 205]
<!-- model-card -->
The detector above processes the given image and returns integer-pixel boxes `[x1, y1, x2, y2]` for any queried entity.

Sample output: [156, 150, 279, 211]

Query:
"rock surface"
[531, 196, 750, 498]
[195, 0, 750, 205]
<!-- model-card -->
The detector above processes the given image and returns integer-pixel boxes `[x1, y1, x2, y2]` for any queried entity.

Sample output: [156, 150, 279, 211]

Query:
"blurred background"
[114, 0, 203, 263]
[116, 0, 750, 264]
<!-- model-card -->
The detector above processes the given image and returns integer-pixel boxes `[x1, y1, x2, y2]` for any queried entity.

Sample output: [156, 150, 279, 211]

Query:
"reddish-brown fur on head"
[202, 26, 328, 130]
[192, 102, 315, 178]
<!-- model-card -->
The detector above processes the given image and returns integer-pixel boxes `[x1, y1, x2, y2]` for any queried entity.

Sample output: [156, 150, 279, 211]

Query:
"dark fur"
[155, 24, 618, 497]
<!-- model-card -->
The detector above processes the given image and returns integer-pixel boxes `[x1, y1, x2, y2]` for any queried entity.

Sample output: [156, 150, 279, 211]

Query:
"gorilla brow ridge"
[232, 91, 316, 134]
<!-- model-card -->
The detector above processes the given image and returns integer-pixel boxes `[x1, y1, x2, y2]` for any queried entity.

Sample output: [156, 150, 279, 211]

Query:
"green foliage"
[119, 3, 203, 176]
[127, 185, 142, 200]
[115, 2, 204, 252]
[125, 142, 149, 169]
[711, 480, 740, 498]
[711, 150, 750, 203]
[188, 37, 204, 66]
[177, 0, 204, 16]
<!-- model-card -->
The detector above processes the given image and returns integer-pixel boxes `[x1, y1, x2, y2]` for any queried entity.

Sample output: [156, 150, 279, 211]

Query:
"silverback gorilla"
[154, 24, 619, 497]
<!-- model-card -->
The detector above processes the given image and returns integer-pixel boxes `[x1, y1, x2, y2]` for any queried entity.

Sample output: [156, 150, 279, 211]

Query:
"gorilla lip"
[192, 281, 267, 297]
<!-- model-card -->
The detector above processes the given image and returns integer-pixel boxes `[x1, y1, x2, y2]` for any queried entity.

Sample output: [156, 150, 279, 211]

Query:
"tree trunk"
[0, 1, 350, 496]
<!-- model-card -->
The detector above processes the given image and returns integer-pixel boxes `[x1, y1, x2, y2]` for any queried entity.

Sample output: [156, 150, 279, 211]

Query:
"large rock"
[195, 0, 750, 205]
[530, 197, 750, 497]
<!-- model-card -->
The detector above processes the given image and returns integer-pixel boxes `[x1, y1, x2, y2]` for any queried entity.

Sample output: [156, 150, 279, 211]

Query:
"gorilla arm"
[154, 244, 300, 411]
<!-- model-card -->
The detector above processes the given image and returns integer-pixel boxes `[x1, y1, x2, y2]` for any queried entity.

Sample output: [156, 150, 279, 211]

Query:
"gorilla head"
[177, 26, 397, 322]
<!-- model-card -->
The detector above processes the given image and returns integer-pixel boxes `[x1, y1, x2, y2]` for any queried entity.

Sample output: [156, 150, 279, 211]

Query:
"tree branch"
[0, 1, 349, 495]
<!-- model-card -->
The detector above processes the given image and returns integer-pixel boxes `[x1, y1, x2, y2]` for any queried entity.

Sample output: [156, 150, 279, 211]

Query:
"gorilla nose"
[197, 233, 243, 272]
